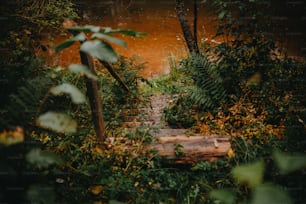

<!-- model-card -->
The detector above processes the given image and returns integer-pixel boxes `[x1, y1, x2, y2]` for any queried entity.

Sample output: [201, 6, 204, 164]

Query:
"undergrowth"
[1, 1, 306, 201]
[1, 41, 305, 204]
[141, 34, 306, 203]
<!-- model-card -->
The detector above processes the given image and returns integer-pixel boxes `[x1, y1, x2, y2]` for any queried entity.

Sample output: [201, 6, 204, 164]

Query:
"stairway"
[120, 93, 231, 163]
[121, 93, 196, 137]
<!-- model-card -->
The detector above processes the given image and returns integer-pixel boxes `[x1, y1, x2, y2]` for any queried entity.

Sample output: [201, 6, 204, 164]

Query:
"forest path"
[121, 92, 231, 163]
[122, 93, 198, 137]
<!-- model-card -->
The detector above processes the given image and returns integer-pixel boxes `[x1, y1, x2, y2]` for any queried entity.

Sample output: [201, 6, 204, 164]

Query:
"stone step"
[150, 128, 188, 137]
[122, 126, 201, 137]
[121, 121, 156, 128]
[119, 94, 200, 138]
[123, 115, 152, 121]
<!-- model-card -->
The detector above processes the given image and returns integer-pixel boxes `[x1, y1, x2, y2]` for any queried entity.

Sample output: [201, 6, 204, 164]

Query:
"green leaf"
[103, 28, 146, 38]
[80, 40, 118, 63]
[251, 184, 292, 204]
[26, 148, 63, 168]
[55, 39, 75, 52]
[50, 83, 86, 104]
[91, 33, 127, 47]
[26, 184, 56, 204]
[109, 200, 126, 204]
[73, 32, 87, 41]
[273, 150, 306, 174]
[37, 112, 77, 133]
[55, 33, 86, 52]
[210, 189, 236, 204]
[67, 25, 100, 33]
[68, 64, 98, 80]
[231, 160, 264, 188]
[218, 11, 227, 19]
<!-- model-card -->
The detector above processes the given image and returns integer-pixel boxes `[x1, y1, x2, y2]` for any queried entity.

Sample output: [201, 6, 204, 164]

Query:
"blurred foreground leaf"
[273, 150, 306, 174]
[67, 25, 100, 33]
[50, 83, 86, 104]
[91, 33, 127, 47]
[37, 112, 77, 133]
[26, 148, 63, 168]
[55, 32, 86, 52]
[68, 64, 98, 80]
[80, 40, 118, 63]
[210, 189, 236, 204]
[231, 160, 264, 188]
[26, 184, 56, 204]
[103, 28, 147, 38]
[251, 184, 292, 204]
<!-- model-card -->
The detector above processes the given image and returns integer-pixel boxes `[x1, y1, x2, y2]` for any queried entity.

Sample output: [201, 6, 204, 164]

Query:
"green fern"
[186, 54, 227, 111]
[0, 76, 54, 130]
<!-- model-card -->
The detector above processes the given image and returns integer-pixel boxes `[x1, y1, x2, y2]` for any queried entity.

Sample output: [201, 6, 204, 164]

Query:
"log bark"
[79, 51, 105, 142]
[150, 135, 231, 164]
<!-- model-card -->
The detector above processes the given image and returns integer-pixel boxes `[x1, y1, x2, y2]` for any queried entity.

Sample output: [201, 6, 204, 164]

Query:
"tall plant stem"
[79, 51, 105, 143]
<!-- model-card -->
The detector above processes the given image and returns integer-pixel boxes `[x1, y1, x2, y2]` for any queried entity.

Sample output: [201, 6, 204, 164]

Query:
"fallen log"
[105, 135, 231, 164]
[150, 135, 231, 164]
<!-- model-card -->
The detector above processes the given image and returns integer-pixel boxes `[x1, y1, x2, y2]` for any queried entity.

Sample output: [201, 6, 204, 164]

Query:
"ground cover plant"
[1, 0, 306, 203]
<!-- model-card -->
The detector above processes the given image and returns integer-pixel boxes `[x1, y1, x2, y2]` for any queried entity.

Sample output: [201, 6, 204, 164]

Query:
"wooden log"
[149, 135, 231, 164]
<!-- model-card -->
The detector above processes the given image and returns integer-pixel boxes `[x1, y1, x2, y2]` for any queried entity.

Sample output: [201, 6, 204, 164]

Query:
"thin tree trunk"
[79, 51, 105, 143]
[175, 0, 199, 54]
[193, 0, 199, 52]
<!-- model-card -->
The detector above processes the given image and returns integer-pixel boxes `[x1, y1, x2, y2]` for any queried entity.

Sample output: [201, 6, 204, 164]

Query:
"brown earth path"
[122, 93, 192, 137]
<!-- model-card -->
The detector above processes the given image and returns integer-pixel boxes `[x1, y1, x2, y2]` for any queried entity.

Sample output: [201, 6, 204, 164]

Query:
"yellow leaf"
[90, 185, 103, 195]
[227, 148, 235, 158]
[92, 147, 104, 155]
[0, 127, 24, 146]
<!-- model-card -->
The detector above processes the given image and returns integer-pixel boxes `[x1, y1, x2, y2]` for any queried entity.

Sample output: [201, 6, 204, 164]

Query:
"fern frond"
[186, 54, 227, 111]
[0, 76, 53, 130]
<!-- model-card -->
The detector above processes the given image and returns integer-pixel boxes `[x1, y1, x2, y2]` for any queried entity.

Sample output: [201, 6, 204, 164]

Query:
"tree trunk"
[193, 0, 199, 51]
[175, 0, 199, 54]
[79, 51, 105, 143]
